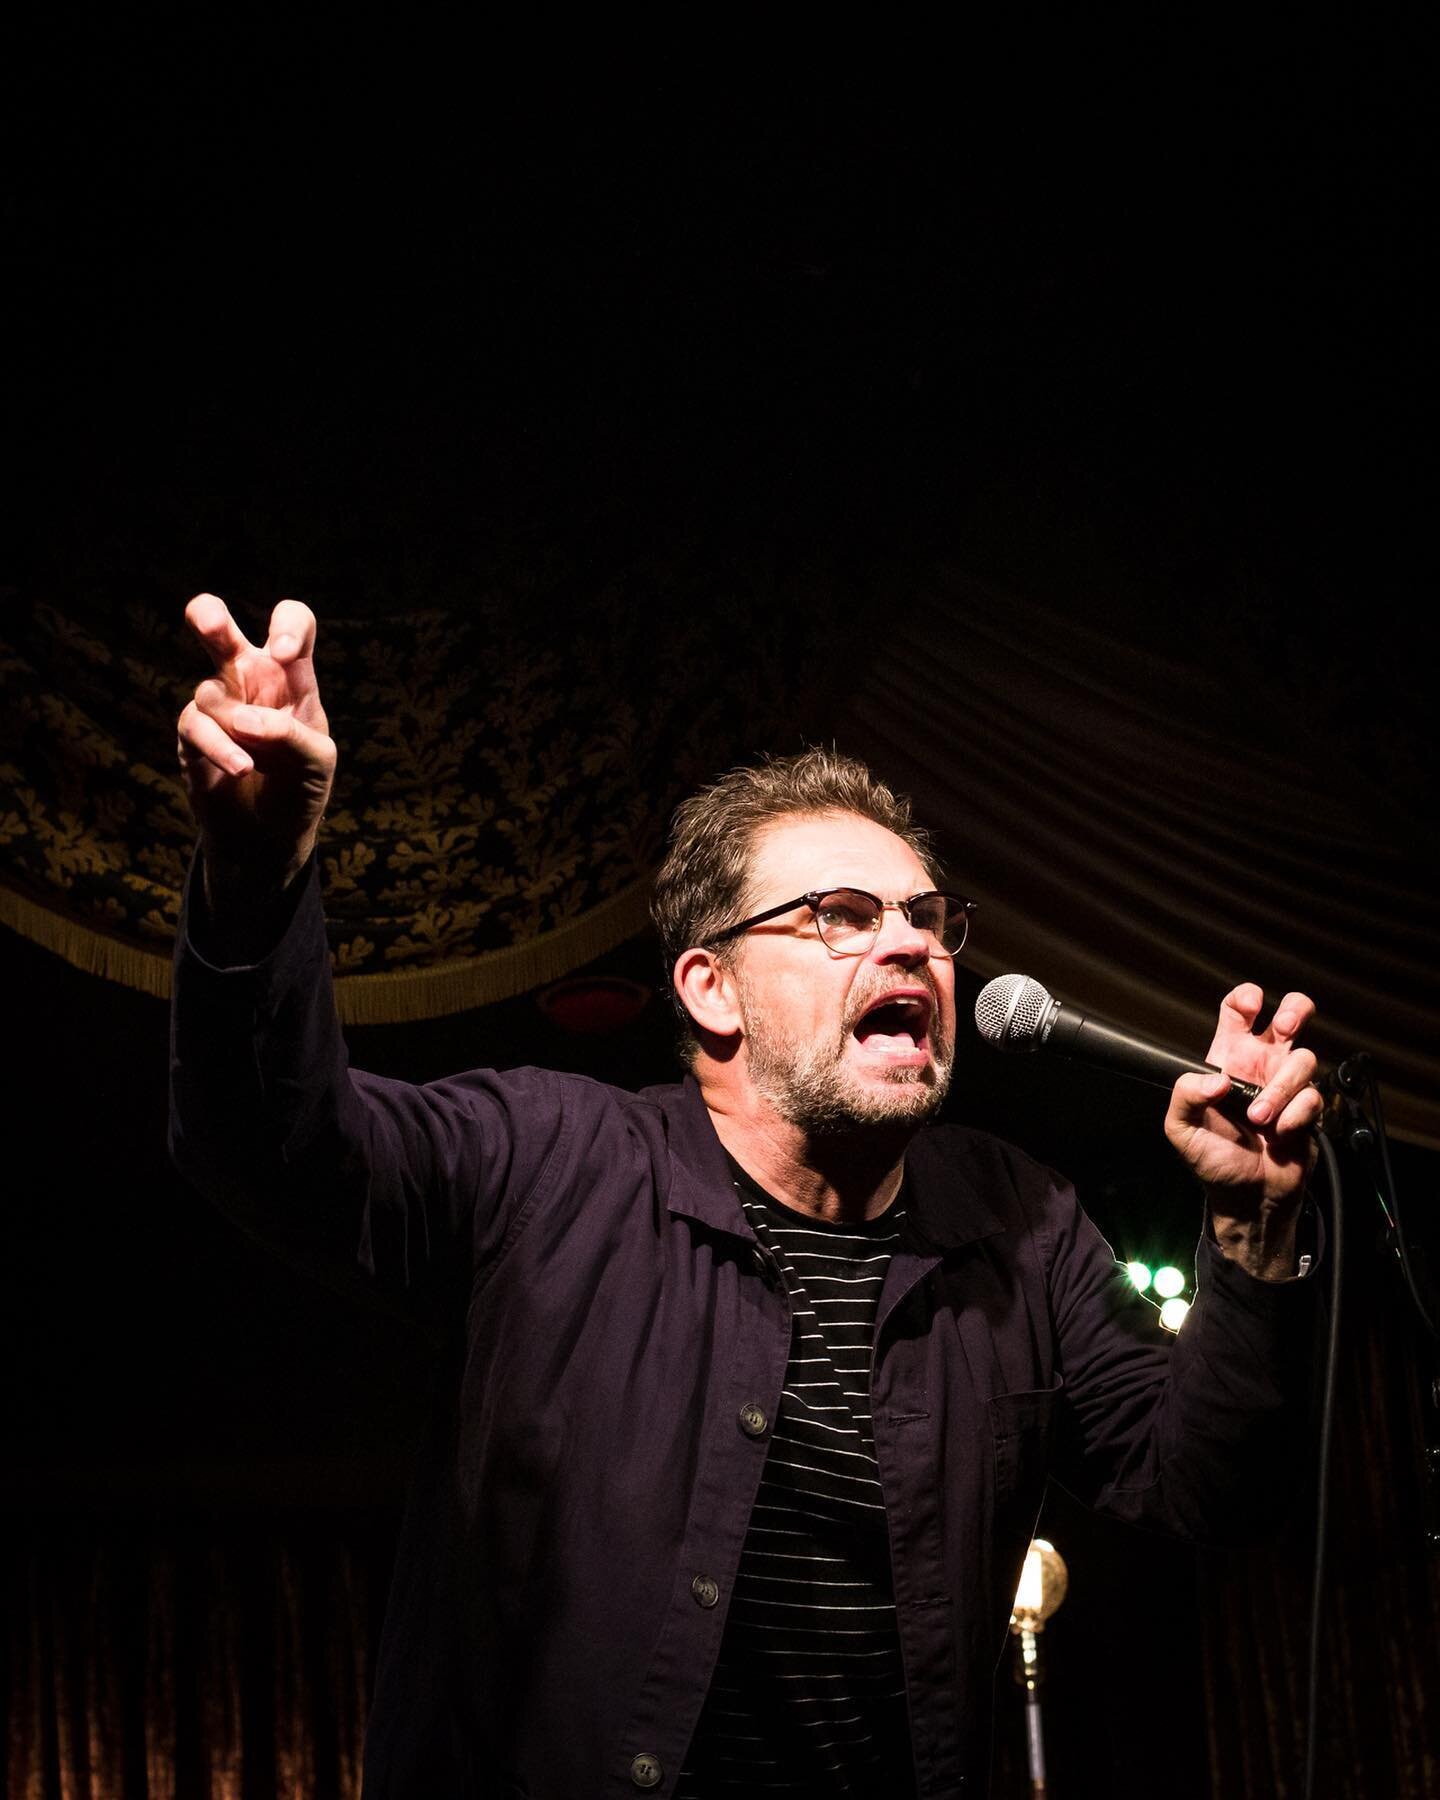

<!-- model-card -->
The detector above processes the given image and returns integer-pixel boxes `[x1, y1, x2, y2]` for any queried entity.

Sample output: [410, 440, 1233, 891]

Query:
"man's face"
[725, 811, 958, 1135]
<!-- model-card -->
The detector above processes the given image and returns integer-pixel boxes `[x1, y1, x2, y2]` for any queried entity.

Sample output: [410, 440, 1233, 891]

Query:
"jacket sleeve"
[168, 855, 575, 1321]
[1039, 1170, 1319, 1542]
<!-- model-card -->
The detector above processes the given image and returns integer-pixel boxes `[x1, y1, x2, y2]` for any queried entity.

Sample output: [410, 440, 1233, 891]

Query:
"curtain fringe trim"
[1, 878, 657, 1023]
[334, 881, 655, 1025]
[0, 881, 173, 999]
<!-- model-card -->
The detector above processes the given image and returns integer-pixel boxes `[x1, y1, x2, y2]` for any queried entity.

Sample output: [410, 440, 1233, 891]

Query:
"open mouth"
[851, 990, 934, 1059]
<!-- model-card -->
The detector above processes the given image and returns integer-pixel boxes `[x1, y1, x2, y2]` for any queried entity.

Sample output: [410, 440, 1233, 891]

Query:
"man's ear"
[672, 947, 744, 1041]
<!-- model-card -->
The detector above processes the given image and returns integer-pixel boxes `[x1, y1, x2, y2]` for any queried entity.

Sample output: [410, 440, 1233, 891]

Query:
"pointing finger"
[265, 599, 323, 710]
[185, 593, 254, 674]
[1219, 983, 1266, 1030]
[1206, 981, 1266, 1063]
[265, 598, 317, 664]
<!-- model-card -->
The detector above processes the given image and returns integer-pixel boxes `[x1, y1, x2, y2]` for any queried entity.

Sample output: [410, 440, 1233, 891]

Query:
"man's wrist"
[1206, 1187, 1305, 1281]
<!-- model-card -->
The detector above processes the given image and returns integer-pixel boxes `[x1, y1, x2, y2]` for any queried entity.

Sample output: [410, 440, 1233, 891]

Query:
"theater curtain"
[840, 568, 1439, 1148]
[3, 1523, 383, 1800]
[0, 562, 821, 1024]
[6, 566, 1432, 1140]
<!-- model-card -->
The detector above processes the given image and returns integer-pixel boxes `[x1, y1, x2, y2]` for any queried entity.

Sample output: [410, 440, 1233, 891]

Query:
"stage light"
[1159, 1297, 1191, 1332]
[1153, 1264, 1186, 1299]
[1126, 1261, 1154, 1293]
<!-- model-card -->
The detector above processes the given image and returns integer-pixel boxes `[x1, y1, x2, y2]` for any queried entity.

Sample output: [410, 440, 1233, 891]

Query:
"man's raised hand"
[1164, 983, 1323, 1279]
[177, 594, 336, 901]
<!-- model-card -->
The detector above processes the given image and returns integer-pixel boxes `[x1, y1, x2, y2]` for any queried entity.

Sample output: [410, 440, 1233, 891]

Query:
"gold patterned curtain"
[0, 565, 823, 1022]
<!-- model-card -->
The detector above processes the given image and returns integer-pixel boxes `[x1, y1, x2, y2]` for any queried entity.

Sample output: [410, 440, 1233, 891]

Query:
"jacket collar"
[649, 1076, 1008, 1254]
[649, 1075, 756, 1240]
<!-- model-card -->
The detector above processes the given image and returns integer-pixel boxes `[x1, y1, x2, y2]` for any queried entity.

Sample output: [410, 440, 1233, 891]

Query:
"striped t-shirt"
[677, 1162, 915, 1797]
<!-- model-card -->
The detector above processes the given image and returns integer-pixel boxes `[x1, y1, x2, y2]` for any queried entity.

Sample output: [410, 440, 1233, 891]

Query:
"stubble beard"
[736, 968, 955, 1140]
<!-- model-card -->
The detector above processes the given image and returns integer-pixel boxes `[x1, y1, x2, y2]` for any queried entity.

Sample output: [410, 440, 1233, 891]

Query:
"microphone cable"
[1302, 1129, 1343, 1800]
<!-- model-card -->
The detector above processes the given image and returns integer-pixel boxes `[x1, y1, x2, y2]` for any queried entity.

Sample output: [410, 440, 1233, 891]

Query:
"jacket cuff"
[1197, 1197, 1325, 1312]
[180, 846, 322, 979]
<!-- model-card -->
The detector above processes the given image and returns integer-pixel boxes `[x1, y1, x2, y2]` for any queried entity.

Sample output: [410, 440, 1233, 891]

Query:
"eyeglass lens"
[815, 890, 967, 955]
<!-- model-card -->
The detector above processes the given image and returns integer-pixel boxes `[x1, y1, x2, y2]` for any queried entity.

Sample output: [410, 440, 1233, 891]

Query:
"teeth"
[855, 995, 929, 1035]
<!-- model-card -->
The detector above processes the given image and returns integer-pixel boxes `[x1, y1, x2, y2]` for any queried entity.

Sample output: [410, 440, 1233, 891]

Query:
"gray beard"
[737, 971, 954, 1138]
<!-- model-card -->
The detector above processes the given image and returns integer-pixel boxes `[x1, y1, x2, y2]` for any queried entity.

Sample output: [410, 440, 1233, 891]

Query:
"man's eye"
[818, 898, 872, 931]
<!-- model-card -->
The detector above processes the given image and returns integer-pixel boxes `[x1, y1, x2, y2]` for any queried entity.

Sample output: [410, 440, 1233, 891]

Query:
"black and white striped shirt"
[677, 1163, 915, 1798]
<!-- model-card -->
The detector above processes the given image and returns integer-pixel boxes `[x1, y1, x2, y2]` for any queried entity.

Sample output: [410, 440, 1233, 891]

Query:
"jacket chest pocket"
[987, 1380, 1063, 1540]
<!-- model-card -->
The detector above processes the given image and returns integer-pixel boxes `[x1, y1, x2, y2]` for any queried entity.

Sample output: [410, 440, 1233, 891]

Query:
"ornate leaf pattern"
[0, 568, 820, 1009]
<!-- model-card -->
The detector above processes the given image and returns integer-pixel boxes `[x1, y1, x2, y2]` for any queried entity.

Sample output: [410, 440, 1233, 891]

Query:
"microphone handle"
[1044, 1005, 1264, 1102]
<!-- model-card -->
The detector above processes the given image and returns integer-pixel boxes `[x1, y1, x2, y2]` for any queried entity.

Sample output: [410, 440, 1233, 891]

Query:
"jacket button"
[738, 1402, 769, 1438]
[691, 1573, 720, 1607]
[630, 1751, 664, 1788]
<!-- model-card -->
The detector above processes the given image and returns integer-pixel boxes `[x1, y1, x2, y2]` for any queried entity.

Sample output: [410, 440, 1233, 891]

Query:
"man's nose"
[870, 903, 931, 963]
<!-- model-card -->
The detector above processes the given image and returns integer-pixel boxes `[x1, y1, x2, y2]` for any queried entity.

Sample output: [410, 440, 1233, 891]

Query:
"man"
[171, 593, 1323, 1797]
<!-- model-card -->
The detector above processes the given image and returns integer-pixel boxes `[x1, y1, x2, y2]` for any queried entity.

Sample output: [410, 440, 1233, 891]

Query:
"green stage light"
[1126, 1262, 1154, 1293]
[1159, 1297, 1191, 1333]
[1154, 1265, 1186, 1299]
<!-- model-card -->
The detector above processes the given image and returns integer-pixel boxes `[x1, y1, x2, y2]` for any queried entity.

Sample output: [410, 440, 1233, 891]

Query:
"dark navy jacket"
[169, 866, 1316, 1797]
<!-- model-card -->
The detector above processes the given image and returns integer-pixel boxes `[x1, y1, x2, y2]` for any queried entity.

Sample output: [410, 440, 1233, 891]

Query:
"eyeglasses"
[704, 887, 976, 958]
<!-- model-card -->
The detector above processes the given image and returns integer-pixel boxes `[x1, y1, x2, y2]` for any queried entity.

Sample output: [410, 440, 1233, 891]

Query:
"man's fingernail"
[1248, 1099, 1273, 1125]
[233, 706, 262, 734]
[1275, 1013, 1295, 1035]
[272, 634, 298, 659]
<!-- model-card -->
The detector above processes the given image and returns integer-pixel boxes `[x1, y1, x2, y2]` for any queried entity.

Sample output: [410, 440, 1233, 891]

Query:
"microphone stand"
[1008, 1540, 1068, 1799]
[1015, 1621, 1048, 1798]
[1321, 1053, 1436, 1348]
[1302, 1054, 1438, 1800]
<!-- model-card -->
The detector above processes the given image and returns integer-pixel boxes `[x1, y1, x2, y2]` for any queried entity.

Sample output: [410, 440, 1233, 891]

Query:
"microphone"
[973, 974, 1263, 1103]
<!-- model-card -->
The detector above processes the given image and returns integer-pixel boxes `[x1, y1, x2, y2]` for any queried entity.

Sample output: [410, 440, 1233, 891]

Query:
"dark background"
[4, 14, 1435, 1798]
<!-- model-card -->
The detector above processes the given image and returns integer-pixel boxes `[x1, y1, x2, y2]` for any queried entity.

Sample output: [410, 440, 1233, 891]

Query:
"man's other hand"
[177, 593, 336, 903]
[1165, 985, 1322, 1279]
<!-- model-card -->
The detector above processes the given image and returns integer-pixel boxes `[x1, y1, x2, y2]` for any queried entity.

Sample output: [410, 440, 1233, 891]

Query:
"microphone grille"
[974, 974, 1055, 1051]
